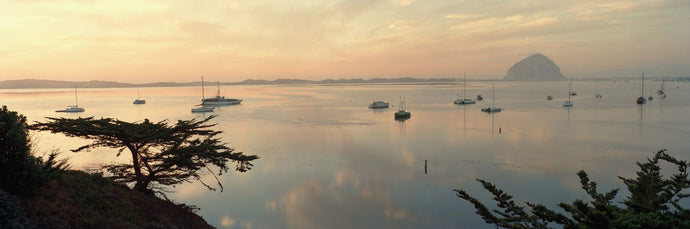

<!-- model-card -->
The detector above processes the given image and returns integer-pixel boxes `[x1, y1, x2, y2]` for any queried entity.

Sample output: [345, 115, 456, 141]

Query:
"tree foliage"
[31, 115, 259, 194]
[455, 149, 690, 228]
[0, 106, 68, 195]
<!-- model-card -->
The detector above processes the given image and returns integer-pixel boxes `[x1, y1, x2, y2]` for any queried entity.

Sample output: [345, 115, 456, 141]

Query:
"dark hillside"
[19, 170, 213, 229]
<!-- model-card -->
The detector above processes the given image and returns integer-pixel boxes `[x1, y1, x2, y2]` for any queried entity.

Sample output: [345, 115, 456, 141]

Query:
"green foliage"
[0, 106, 68, 195]
[31, 115, 259, 194]
[455, 149, 690, 228]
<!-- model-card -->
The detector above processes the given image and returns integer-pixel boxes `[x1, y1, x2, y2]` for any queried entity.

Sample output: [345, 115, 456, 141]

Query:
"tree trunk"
[127, 145, 146, 192]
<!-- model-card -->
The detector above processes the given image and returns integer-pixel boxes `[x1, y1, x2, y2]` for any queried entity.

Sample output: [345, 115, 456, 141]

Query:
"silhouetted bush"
[0, 106, 68, 195]
[455, 149, 690, 228]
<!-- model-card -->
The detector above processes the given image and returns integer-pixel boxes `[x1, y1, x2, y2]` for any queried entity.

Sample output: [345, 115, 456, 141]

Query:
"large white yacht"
[202, 81, 242, 105]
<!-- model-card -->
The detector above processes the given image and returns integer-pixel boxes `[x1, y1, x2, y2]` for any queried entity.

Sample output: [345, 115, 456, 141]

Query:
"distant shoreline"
[1, 77, 688, 89]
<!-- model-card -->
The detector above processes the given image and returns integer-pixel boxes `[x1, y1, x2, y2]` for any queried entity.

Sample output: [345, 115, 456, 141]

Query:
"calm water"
[2, 80, 689, 228]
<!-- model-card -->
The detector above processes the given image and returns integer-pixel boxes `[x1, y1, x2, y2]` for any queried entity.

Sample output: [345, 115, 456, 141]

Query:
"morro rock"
[504, 53, 566, 81]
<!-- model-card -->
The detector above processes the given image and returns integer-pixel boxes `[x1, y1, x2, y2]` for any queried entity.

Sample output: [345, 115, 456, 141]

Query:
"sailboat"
[563, 78, 573, 107]
[657, 79, 666, 98]
[133, 87, 146, 104]
[481, 81, 502, 113]
[201, 81, 242, 106]
[636, 73, 646, 104]
[56, 87, 85, 112]
[454, 72, 476, 105]
[191, 76, 215, 113]
[394, 96, 411, 120]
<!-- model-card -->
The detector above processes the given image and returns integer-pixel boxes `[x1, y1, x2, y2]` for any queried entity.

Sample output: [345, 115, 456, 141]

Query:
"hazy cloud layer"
[0, 0, 687, 82]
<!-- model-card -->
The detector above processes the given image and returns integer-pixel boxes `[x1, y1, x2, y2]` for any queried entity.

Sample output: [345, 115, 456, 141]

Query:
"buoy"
[499, 127, 502, 133]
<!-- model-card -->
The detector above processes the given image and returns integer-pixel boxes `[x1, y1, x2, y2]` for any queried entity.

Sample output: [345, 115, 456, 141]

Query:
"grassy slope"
[19, 170, 214, 229]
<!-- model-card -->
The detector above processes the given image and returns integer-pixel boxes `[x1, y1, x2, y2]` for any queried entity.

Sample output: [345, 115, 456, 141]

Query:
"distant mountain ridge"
[0, 77, 459, 89]
[505, 53, 566, 81]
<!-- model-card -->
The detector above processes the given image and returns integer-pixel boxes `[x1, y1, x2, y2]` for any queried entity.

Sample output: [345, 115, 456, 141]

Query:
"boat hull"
[481, 107, 502, 113]
[133, 99, 146, 104]
[202, 98, 242, 106]
[191, 107, 215, 113]
[454, 99, 476, 105]
[55, 107, 84, 113]
[394, 111, 411, 119]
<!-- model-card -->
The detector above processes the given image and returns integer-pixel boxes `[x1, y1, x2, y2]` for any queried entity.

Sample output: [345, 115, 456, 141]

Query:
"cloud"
[0, 0, 687, 82]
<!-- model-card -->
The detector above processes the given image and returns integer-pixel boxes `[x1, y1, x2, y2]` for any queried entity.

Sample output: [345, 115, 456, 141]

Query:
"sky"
[0, 0, 688, 83]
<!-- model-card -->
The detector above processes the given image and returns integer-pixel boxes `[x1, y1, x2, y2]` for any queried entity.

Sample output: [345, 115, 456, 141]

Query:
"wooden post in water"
[424, 160, 427, 174]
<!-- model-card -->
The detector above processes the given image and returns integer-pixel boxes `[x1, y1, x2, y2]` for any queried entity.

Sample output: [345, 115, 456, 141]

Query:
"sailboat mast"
[201, 76, 206, 100]
[641, 73, 644, 98]
[404, 96, 406, 110]
[568, 78, 572, 101]
[463, 72, 467, 100]
[74, 87, 78, 107]
[492, 81, 495, 107]
[216, 80, 220, 97]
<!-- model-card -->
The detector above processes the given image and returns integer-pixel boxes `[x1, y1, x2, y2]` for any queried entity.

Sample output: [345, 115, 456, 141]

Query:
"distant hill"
[0, 77, 460, 89]
[0, 79, 135, 89]
[505, 53, 566, 81]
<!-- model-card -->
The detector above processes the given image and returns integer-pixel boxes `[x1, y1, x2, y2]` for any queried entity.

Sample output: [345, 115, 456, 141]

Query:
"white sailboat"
[563, 78, 573, 107]
[481, 81, 502, 113]
[454, 72, 476, 105]
[191, 76, 215, 113]
[56, 87, 85, 113]
[133, 87, 146, 104]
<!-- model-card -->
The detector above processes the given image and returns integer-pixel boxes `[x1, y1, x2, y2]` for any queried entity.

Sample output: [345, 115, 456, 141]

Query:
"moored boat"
[481, 81, 502, 113]
[368, 101, 389, 109]
[202, 81, 242, 105]
[394, 96, 411, 120]
[56, 87, 84, 113]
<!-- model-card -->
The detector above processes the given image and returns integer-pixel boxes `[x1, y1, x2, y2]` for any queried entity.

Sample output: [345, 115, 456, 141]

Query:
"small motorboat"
[368, 101, 389, 109]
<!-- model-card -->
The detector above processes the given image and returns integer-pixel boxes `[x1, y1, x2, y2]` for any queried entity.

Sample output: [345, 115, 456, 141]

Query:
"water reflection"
[2, 82, 689, 228]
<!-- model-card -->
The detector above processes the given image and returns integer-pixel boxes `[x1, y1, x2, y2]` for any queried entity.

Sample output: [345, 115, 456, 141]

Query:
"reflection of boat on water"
[202, 81, 242, 105]
[563, 78, 573, 107]
[394, 96, 411, 120]
[636, 73, 647, 104]
[191, 106, 215, 113]
[454, 72, 476, 105]
[191, 76, 215, 113]
[481, 81, 502, 113]
[56, 87, 85, 113]
[133, 88, 146, 104]
[657, 79, 666, 98]
[368, 101, 389, 109]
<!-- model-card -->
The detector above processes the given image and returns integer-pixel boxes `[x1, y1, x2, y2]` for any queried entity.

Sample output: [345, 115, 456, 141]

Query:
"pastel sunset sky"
[1, 0, 688, 83]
